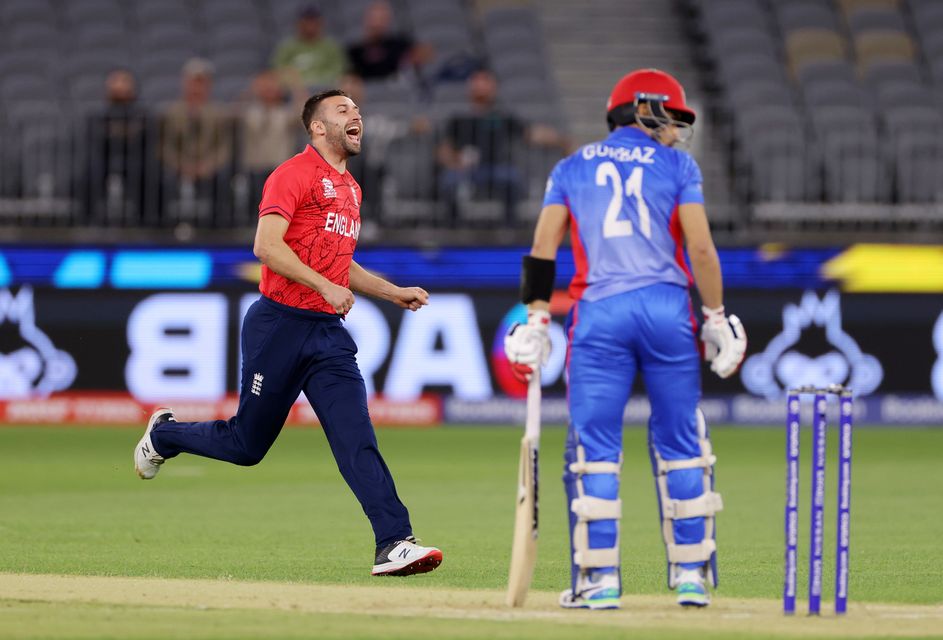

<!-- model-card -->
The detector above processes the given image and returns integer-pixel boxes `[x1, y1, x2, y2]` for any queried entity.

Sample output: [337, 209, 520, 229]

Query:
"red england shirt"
[257, 145, 362, 313]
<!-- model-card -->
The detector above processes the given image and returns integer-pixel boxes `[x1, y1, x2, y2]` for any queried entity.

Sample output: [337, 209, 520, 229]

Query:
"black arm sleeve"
[520, 255, 555, 304]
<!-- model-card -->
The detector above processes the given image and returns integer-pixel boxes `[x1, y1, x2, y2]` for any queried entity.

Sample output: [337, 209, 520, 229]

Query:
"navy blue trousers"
[150, 295, 412, 547]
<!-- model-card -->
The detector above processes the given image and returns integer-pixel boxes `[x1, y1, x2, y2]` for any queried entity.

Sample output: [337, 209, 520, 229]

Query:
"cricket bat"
[506, 369, 541, 607]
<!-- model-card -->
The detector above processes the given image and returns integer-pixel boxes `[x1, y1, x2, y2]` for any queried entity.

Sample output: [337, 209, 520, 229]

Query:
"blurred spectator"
[83, 69, 150, 221]
[160, 58, 234, 222]
[240, 70, 305, 206]
[437, 69, 567, 223]
[427, 50, 484, 87]
[347, 1, 431, 81]
[271, 5, 346, 88]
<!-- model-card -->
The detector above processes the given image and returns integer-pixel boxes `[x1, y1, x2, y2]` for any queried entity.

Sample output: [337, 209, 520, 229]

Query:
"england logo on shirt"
[322, 178, 337, 199]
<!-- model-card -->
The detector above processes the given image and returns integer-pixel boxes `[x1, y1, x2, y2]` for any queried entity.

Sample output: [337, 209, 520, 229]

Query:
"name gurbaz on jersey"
[324, 211, 361, 239]
[581, 144, 656, 164]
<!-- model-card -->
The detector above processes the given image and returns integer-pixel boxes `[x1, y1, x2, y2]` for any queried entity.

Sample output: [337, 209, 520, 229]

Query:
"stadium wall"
[2, 245, 942, 425]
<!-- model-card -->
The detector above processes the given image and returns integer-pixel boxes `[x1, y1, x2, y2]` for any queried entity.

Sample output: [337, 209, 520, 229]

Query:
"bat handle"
[524, 368, 541, 440]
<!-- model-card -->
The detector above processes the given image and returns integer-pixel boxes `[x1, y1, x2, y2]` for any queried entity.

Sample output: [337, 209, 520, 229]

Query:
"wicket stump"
[783, 384, 853, 616]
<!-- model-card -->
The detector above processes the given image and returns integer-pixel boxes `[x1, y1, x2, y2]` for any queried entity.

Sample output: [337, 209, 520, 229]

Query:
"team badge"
[322, 178, 337, 199]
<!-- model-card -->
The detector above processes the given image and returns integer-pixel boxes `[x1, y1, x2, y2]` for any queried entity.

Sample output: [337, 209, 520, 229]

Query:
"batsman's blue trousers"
[563, 283, 709, 584]
[150, 295, 413, 547]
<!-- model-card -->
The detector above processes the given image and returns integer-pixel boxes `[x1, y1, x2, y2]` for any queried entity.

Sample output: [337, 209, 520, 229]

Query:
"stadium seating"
[685, 0, 943, 213]
[0, 0, 568, 231]
[3, 0, 939, 234]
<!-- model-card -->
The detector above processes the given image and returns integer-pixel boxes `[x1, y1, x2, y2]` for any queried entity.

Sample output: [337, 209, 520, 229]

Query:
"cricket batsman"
[505, 69, 746, 609]
[133, 89, 442, 578]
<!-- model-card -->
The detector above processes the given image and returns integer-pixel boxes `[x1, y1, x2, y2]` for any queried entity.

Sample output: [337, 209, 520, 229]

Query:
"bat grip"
[524, 368, 541, 440]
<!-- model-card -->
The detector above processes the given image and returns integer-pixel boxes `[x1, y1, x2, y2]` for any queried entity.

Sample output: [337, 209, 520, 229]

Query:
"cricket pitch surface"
[2, 573, 941, 639]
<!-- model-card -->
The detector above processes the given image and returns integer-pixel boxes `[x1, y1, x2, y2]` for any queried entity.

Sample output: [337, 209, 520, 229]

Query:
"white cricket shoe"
[134, 408, 175, 480]
[371, 536, 443, 576]
[559, 570, 621, 610]
[676, 568, 711, 607]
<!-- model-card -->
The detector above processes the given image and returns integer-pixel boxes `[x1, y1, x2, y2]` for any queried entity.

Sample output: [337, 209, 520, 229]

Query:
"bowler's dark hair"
[301, 89, 349, 132]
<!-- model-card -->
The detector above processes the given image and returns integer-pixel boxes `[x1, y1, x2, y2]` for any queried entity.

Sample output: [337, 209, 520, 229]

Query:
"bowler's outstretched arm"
[349, 261, 429, 311]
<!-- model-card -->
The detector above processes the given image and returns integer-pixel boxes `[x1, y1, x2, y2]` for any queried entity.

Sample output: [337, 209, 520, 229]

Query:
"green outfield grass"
[1, 424, 941, 638]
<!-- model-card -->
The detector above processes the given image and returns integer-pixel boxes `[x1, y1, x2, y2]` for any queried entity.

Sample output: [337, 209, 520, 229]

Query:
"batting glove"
[700, 305, 747, 379]
[504, 309, 551, 383]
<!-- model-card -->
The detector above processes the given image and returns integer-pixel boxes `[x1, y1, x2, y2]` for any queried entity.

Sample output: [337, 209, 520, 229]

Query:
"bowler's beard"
[325, 121, 362, 158]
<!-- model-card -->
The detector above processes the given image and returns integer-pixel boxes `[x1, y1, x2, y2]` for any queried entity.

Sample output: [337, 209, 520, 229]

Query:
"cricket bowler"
[134, 89, 443, 578]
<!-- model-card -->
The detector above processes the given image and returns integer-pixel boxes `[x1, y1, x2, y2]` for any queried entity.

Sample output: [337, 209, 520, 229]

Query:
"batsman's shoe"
[372, 536, 443, 576]
[559, 570, 621, 610]
[676, 568, 710, 608]
[134, 408, 175, 480]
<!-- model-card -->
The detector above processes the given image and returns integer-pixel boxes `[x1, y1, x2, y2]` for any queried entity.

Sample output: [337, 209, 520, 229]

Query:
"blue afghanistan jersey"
[543, 126, 705, 302]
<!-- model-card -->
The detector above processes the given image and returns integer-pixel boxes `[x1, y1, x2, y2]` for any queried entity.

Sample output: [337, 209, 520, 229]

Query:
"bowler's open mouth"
[345, 123, 361, 142]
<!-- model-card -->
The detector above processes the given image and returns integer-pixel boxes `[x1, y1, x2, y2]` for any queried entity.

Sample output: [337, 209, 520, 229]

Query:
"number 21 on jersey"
[596, 161, 651, 239]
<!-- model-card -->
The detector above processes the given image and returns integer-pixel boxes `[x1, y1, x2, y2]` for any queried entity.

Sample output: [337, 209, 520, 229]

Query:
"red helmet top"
[606, 68, 696, 127]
